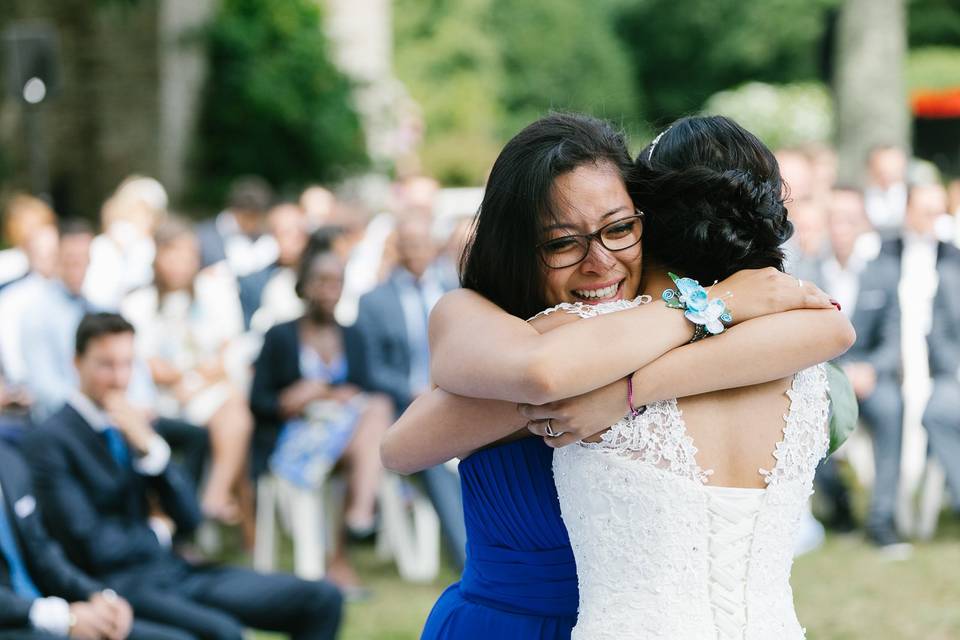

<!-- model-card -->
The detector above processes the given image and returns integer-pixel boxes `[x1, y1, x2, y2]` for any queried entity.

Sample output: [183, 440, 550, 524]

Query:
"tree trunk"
[834, 0, 909, 186]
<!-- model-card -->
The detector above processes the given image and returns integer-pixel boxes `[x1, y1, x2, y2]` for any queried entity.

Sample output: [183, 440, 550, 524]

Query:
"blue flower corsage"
[661, 272, 733, 342]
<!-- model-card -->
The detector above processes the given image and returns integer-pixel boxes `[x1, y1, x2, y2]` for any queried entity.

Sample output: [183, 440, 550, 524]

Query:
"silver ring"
[544, 419, 565, 437]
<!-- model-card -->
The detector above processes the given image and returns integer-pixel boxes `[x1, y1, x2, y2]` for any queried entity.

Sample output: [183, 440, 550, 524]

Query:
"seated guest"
[84, 176, 167, 311]
[24, 313, 343, 640]
[196, 176, 277, 277]
[251, 233, 392, 591]
[238, 202, 310, 333]
[821, 187, 905, 548]
[917, 186, 960, 515]
[0, 441, 187, 640]
[351, 216, 466, 568]
[0, 222, 58, 388]
[122, 218, 253, 527]
[19, 219, 100, 421]
[0, 193, 56, 287]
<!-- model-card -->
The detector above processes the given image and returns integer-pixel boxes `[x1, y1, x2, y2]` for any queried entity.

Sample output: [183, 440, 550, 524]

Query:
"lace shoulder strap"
[580, 399, 712, 485]
[527, 294, 653, 322]
[760, 364, 831, 486]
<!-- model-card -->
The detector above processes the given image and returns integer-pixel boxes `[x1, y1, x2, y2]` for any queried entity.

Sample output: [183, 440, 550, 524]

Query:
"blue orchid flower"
[684, 298, 728, 334]
[674, 277, 709, 312]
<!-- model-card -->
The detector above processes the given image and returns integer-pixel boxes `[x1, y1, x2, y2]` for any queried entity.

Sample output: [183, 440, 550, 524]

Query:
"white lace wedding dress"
[540, 298, 830, 640]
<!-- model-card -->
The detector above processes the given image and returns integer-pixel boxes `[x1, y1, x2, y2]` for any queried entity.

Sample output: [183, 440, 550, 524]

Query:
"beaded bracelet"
[661, 272, 732, 342]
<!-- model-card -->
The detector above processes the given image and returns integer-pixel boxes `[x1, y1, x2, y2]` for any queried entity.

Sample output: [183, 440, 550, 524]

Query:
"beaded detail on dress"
[545, 298, 830, 640]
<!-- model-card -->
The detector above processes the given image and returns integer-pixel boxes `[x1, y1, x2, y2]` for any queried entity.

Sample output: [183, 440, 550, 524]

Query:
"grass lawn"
[250, 516, 960, 639]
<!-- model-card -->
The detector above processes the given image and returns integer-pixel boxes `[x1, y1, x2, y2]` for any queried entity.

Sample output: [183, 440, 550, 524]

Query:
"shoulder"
[264, 319, 298, 344]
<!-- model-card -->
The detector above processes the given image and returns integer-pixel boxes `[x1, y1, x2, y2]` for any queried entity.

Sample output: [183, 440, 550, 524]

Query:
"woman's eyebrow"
[542, 206, 630, 233]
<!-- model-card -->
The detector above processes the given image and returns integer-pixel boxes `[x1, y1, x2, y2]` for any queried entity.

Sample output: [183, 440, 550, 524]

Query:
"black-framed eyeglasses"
[537, 211, 644, 269]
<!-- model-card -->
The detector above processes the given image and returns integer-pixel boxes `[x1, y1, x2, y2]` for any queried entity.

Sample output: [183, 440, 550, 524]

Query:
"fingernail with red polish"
[829, 299, 841, 311]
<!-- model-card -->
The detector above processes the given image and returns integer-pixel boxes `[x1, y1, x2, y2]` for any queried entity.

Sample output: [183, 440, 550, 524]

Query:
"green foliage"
[490, 0, 641, 140]
[909, 0, 960, 48]
[189, 0, 367, 206]
[907, 46, 960, 90]
[394, 0, 504, 185]
[616, 0, 838, 123]
[394, 0, 641, 185]
[703, 81, 834, 150]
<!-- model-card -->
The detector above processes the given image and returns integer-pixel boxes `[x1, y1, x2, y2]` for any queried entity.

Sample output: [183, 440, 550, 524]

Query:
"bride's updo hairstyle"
[631, 115, 793, 285]
[461, 113, 632, 320]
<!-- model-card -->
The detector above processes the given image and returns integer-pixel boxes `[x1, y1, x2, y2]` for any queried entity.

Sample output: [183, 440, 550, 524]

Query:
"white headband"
[647, 125, 673, 161]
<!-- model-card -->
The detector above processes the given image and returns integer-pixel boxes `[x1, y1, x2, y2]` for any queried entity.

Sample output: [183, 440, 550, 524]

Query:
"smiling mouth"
[572, 279, 623, 302]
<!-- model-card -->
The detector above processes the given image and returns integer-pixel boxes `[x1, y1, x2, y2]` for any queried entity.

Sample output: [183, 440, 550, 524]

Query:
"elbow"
[379, 431, 416, 476]
[520, 348, 562, 405]
[828, 314, 857, 359]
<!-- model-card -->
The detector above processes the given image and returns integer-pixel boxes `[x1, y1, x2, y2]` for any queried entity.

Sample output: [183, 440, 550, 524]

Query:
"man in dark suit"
[819, 187, 905, 548]
[350, 215, 467, 568]
[914, 184, 960, 516]
[25, 313, 342, 640]
[0, 441, 138, 640]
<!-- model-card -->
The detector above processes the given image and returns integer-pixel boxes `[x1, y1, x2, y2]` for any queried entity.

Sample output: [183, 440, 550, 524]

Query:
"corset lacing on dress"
[705, 487, 765, 639]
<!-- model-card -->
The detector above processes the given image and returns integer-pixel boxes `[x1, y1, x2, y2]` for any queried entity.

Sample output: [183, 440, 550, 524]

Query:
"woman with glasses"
[381, 113, 853, 640]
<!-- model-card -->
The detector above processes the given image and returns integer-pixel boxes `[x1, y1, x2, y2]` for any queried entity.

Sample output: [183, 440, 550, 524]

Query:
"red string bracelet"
[626, 374, 646, 418]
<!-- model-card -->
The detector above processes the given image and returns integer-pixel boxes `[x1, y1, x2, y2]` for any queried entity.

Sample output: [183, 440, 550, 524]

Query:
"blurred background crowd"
[1, 0, 959, 638]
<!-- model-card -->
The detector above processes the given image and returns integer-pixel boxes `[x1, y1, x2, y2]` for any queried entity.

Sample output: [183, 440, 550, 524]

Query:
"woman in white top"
[123, 217, 254, 530]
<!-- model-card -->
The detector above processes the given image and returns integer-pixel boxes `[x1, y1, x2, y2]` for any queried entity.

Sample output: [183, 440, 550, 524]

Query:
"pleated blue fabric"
[421, 437, 578, 639]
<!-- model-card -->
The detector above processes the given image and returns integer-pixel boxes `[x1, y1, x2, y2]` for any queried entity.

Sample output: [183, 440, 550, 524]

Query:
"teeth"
[574, 283, 618, 299]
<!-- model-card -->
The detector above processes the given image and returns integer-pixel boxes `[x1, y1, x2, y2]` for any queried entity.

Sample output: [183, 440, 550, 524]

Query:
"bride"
[381, 113, 853, 639]
[542, 115, 831, 638]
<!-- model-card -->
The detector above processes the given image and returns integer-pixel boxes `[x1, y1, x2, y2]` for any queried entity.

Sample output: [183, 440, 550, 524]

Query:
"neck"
[641, 264, 673, 298]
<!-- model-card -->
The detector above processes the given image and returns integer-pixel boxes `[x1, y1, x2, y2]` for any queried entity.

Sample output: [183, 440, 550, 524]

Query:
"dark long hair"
[631, 115, 793, 285]
[460, 113, 632, 319]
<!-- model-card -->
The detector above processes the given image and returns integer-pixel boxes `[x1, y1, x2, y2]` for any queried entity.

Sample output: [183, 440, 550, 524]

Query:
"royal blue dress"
[420, 437, 578, 639]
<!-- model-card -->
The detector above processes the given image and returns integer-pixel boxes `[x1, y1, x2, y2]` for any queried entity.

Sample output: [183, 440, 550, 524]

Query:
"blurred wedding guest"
[922, 232, 960, 518]
[433, 213, 474, 290]
[239, 202, 310, 333]
[18, 220, 153, 422]
[84, 176, 167, 310]
[392, 175, 440, 217]
[775, 148, 814, 202]
[783, 198, 829, 281]
[351, 215, 467, 568]
[197, 176, 277, 277]
[806, 143, 839, 204]
[0, 193, 56, 287]
[300, 185, 336, 229]
[821, 187, 906, 549]
[121, 218, 253, 528]
[250, 234, 392, 591]
[0, 440, 185, 640]
[332, 195, 393, 326]
[864, 145, 908, 235]
[25, 313, 343, 640]
[0, 223, 58, 386]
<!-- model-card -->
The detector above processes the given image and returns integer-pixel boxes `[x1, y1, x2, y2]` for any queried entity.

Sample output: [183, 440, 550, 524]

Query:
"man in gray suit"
[819, 187, 905, 547]
[350, 215, 467, 568]
[918, 184, 960, 517]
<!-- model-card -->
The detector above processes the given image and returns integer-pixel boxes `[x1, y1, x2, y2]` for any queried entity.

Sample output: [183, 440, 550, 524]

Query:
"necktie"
[103, 426, 130, 468]
[0, 497, 41, 598]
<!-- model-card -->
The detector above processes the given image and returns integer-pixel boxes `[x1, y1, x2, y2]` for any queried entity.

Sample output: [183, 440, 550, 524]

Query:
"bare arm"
[525, 308, 856, 447]
[380, 391, 525, 474]
[430, 268, 834, 405]
[382, 307, 854, 473]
